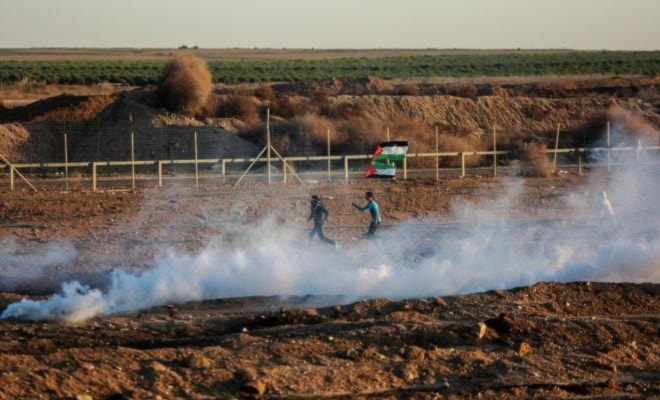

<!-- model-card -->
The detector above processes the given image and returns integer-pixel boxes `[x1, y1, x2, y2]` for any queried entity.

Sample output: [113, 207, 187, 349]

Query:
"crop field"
[0, 50, 658, 84]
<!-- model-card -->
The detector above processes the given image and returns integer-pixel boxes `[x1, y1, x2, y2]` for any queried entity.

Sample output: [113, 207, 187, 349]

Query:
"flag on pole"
[365, 141, 408, 178]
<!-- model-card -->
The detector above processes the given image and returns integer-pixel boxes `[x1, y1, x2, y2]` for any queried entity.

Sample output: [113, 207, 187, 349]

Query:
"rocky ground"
[0, 282, 657, 399]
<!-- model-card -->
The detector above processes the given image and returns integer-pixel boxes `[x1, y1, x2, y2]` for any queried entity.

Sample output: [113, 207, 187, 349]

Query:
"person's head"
[365, 191, 373, 200]
[312, 194, 319, 201]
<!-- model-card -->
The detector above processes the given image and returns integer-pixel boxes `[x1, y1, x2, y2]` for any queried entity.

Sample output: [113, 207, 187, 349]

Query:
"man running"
[352, 191, 381, 236]
[308, 195, 337, 247]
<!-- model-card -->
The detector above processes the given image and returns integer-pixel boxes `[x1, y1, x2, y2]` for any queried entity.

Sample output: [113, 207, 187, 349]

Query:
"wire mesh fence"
[1, 120, 659, 191]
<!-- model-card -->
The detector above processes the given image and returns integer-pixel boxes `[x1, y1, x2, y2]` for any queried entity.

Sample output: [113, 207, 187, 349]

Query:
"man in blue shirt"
[352, 191, 381, 236]
[308, 194, 337, 247]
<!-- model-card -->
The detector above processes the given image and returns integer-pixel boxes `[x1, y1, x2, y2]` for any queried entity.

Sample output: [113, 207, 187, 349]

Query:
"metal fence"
[1, 143, 658, 192]
[1, 115, 658, 190]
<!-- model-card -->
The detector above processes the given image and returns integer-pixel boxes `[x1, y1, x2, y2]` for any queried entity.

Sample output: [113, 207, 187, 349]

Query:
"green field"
[0, 51, 658, 85]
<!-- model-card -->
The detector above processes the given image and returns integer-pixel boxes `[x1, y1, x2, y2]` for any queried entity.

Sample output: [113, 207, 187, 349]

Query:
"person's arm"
[308, 204, 314, 221]
[352, 202, 361, 210]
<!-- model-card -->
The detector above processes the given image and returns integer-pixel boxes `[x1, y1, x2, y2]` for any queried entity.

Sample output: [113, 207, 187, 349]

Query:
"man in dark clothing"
[352, 191, 381, 236]
[308, 195, 337, 247]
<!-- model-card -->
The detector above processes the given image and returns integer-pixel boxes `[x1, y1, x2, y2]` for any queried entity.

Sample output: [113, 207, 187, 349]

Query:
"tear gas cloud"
[0, 238, 76, 290]
[1, 130, 658, 322]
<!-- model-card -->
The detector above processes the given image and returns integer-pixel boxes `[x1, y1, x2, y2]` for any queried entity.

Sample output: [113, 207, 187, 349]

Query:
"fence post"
[552, 124, 560, 173]
[492, 125, 497, 177]
[194, 131, 199, 189]
[222, 159, 227, 184]
[387, 127, 390, 142]
[131, 132, 135, 190]
[9, 166, 14, 191]
[435, 126, 439, 181]
[344, 157, 349, 181]
[461, 153, 466, 178]
[403, 157, 407, 180]
[266, 108, 272, 185]
[158, 161, 163, 187]
[578, 151, 583, 176]
[283, 158, 287, 183]
[92, 162, 97, 191]
[64, 133, 69, 190]
[327, 128, 331, 181]
[607, 120, 611, 172]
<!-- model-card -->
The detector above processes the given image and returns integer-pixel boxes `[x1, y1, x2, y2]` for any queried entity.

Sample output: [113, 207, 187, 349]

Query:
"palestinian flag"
[365, 141, 408, 178]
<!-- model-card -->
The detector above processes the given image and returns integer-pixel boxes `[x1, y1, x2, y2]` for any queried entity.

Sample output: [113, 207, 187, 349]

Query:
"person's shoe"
[334, 242, 340, 251]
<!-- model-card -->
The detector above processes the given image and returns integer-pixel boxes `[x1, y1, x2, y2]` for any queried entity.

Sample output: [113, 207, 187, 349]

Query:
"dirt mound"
[32, 94, 116, 122]
[275, 75, 660, 100]
[275, 76, 393, 97]
[500, 75, 660, 99]
[0, 89, 258, 163]
[342, 95, 652, 139]
[0, 94, 94, 123]
[67, 91, 258, 162]
[0, 282, 657, 398]
[1, 76, 659, 164]
[0, 124, 33, 162]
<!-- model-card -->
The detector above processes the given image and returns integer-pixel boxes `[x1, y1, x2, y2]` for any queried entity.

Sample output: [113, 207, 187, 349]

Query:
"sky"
[0, 0, 658, 50]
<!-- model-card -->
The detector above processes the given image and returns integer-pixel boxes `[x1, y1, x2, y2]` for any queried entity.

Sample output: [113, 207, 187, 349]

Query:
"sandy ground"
[0, 172, 658, 399]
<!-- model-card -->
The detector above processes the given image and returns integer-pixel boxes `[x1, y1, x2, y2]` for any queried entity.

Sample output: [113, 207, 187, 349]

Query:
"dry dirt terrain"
[0, 172, 658, 399]
[1, 71, 659, 398]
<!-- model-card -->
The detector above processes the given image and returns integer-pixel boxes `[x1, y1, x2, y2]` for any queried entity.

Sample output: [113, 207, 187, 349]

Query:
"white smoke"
[0, 238, 76, 289]
[1, 125, 658, 321]
[2, 201, 658, 322]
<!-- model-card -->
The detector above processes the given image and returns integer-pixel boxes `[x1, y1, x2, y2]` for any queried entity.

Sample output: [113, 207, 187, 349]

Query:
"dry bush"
[519, 142, 551, 177]
[310, 87, 332, 108]
[492, 85, 510, 98]
[537, 80, 579, 97]
[229, 84, 253, 96]
[270, 93, 307, 119]
[33, 94, 116, 122]
[290, 115, 342, 154]
[319, 101, 367, 120]
[335, 77, 390, 96]
[447, 83, 478, 98]
[93, 81, 117, 95]
[200, 94, 222, 118]
[364, 76, 392, 94]
[254, 84, 277, 104]
[395, 83, 421, 96]
[208, 94, 260, 124]
[158, 55, 212, 117]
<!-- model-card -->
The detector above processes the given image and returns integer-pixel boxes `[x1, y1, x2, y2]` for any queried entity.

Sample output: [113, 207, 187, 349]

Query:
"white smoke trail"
[2, 206, 658, 322]
[0, 238, 76, 289]
[1, 123, 658, 321]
